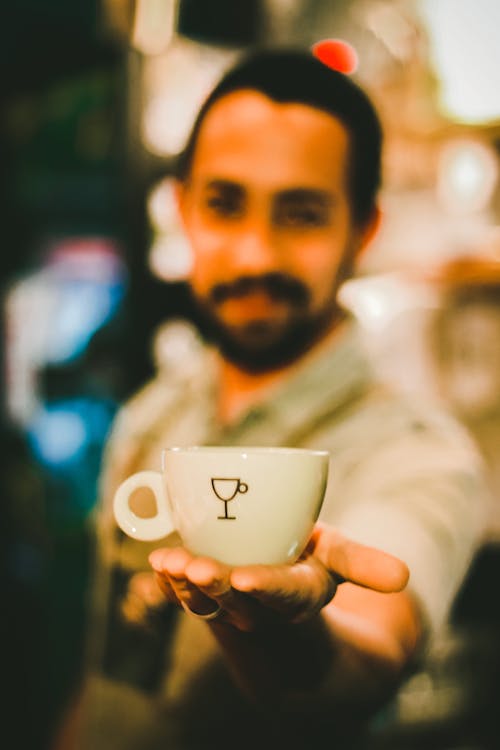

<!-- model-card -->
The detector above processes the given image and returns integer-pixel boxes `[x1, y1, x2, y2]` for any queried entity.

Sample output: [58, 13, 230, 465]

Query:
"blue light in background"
[27, 405, 88, 465]
[26, 397, 117, 516]
[6, 237, 127, 519]
[43, 238, 127, 365]
[45, 279, 125, 365]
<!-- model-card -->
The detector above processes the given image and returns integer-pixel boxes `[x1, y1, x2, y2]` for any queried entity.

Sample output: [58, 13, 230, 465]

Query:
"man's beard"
[190, 272, 343, 374]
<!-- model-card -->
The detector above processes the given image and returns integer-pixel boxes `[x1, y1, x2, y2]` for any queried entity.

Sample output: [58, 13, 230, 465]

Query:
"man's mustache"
[210, 273, 310, 307]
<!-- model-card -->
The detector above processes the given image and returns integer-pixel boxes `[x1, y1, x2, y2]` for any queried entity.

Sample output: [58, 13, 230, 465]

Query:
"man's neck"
[216, 319, 346, 425]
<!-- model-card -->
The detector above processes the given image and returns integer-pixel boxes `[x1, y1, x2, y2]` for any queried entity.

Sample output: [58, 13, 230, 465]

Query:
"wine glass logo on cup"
[211, 477, 248, 519]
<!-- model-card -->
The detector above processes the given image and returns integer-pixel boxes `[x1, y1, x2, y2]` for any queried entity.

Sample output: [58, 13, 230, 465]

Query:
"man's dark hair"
[176, 48, 383, 226]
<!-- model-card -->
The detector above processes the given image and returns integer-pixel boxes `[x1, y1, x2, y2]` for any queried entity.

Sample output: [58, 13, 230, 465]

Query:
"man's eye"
[276, 205, 328, 227]
[205, 194, 242, 217]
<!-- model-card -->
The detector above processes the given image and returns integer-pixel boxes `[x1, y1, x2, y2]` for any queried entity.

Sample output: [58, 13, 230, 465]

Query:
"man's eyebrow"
[276, 188, 334, 205]
[203, 179, 243, 193]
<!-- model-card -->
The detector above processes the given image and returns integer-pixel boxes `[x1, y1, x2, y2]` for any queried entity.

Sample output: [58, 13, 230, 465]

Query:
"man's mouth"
[216, 291, 290, 325]
[210, 272, 310, 308]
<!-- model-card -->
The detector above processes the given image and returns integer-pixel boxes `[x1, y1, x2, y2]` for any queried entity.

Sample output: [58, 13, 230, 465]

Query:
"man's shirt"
[80, 319, 489, 749]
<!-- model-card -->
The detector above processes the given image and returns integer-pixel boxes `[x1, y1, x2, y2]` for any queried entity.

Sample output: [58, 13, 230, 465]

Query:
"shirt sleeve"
[323, 408, 491, 635]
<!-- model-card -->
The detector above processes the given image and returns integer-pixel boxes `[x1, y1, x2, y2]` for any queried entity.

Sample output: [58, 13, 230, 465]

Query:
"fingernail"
[230, 572, 254, 592]
[149, 551, 163, 570]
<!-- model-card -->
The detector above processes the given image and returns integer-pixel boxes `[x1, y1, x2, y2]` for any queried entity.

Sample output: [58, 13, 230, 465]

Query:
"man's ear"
[355, 205, 382, 260]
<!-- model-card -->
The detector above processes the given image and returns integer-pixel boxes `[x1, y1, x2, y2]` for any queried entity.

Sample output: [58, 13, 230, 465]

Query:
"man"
[71, 49, 488, 749]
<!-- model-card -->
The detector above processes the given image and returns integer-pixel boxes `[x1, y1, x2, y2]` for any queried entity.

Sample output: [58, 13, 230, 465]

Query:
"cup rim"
[162, 446, 329, 457]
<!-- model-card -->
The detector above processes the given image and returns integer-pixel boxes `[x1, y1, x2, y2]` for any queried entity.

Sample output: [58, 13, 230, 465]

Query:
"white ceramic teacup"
[113, 446, 329, 566]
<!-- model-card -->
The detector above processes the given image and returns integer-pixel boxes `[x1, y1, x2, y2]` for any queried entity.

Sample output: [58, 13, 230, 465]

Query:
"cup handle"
[113, 470, 175, 541]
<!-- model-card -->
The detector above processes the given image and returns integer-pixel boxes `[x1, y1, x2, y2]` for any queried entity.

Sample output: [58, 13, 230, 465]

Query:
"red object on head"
[312, 39, 358, 75]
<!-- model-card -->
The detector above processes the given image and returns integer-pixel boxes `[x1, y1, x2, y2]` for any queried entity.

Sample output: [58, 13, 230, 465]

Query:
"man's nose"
[232, 218, 278, 273]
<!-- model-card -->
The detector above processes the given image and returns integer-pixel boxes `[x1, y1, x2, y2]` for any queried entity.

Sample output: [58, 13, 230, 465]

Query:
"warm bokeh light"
[148, 232, 193, 281]
[141, 39, 237, 157]
[146, 176, 179, 232]
[146, 176, 193, 281]
[131, 0, 176, 55]
[311, 39, 358, 75]
[420, 0, 500, 124]
[436, 138, 498, 214]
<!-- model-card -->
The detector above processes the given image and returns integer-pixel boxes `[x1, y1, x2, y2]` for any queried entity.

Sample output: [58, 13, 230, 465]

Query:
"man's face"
[177, 89, 377, 372]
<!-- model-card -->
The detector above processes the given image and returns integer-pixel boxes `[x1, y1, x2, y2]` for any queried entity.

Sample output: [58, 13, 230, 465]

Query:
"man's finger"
[312, 525, 409, 593]
[230, 556, 337, 622]
[186, 557, 261, 631]
[149, 547, 217, 616]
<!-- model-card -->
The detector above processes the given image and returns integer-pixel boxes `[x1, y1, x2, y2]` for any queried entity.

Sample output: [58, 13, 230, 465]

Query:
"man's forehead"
[188, 89, 350, 190]
[198, 88, 347, 142]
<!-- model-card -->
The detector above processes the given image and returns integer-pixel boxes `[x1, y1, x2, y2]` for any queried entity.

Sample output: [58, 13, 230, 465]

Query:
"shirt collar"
[217, 320, 373, 444]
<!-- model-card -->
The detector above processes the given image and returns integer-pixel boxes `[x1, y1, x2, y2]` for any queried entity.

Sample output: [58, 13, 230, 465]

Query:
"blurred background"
[1, 1, 500, 748]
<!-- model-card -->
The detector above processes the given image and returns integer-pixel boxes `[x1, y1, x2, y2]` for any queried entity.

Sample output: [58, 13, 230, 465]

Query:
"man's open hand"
[149, 523, 409, 632]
